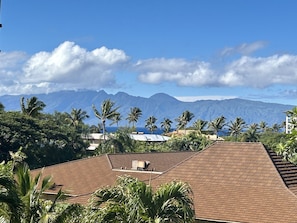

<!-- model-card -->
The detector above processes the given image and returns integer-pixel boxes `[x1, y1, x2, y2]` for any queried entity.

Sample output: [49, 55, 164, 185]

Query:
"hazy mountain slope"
[0, 90, 294, 127]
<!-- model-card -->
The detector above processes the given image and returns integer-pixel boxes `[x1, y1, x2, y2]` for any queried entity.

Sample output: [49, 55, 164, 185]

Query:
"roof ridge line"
[31, 154, 103, 171]
[106, 154, 113, 169]
[153, 142, 216, 180]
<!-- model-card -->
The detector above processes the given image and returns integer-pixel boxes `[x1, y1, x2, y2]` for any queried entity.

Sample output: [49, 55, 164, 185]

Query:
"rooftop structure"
[31, 142, 297, 222]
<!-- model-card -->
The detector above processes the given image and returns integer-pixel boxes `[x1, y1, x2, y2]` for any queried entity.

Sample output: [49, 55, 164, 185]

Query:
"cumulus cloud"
[220, 54, 297, 87]
[0, 41, 130, 95]
[0, 51, 28, 93]
[135, 58, 217, 86]
[23, 41, 129, 89]
[135, 54, 297, 88]
[1, 41, 297, 96]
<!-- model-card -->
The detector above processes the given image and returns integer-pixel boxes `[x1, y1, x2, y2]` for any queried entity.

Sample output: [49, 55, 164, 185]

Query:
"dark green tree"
[192, 119, 208, 135]
[110, 113, 122, 127]
[20, 96, 46, 117]
[0, 111, 87, 168]
[208, 116, 226, 138]
[92, 176, 195, 223]
[0, 102, 4, 112]
[176, 110, 194, 133]
[126, 107, 142, 129]
[160, 118, 172, 134]
[65, 108, 89, 132]
[227, 117, 246, 141]
[259, 121, 268, 133]
[92, 99, 120, 140]
[145, 116, 158, 134]
[242, 123, 260, 142]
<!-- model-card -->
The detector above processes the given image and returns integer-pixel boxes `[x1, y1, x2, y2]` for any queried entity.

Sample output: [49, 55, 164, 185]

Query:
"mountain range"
[0, 90, 294, 128]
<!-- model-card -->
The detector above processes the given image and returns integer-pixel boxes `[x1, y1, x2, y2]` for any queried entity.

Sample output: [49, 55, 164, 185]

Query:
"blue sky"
[1, 0, 297, 105]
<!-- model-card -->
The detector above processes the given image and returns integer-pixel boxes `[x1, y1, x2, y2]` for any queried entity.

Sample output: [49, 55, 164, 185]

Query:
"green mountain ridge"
[0, 90, 294, 127]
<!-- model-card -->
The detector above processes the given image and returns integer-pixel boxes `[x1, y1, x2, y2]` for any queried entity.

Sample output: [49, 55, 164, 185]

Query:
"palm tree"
[176, 110, 194, 133]
[92, 99, 120, 139]
[227, 117, 246, 140]
[271, 123, 282, 132]
[0, 176, 23, 223]
[15, 163, 54, 222]
[110, 113, 122, 127]
[104, 129, 136, 154]
[92, 175, 195, 223]
[161, 118, 173, 134]
[20, 96, 46, 117]
[242, 123, 260, 142]
[16, 163, 84, 223]
[208, 116, 226, 138]
[126, 107, 142, 129]
[65, 108, 89, 132]
[89, 124, 102, 133]
[145, 116, 158, 134]
[0, 102, 4, 111]
[0, 153, 84, 223]
[192, 119, 208, 135]
[259, 121, 268, 132]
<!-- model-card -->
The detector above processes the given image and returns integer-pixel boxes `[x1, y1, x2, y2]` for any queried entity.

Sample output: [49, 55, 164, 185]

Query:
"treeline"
[0, 96, 289, 169]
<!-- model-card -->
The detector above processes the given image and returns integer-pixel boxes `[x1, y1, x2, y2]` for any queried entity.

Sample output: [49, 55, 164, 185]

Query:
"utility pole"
[0, 0, 2, 51]
[0, 0, 2, 28]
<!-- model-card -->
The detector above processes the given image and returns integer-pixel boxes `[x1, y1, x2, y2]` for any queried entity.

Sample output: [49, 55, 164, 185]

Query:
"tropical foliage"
[208, 115, 226, 138]
[227, 117, 246, 141]
[20, 96, 46, 117]
[176, 110, 194, 132]
[126, 107, 142, 129]
[160, 118, 172, 134]
[274, 107, 297, 163]
[0, 102, 4, 112]
[92, 99, 120, 139]
[0, 150, 83, 223]
[91, 175, 195, 223]
[0, 151, 196, 222]
[0, 110, 88, 169]
[65, 108, 89, 132]
[145, 116, 158, 134]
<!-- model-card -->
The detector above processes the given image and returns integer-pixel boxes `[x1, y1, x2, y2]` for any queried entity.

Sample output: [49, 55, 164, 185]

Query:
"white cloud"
[0, 51, 28, 93]
[0, 41, 130, 95]
[220, 41, 266, 57]
[174, 95, 237, 102]
[135, 58, 217, 86]
[135, 54, 297, 88]
[1, 41, 297, 96]
[23, 41, 129, 86]
[220, 54, 297, 87]
[0, 51, 28, 69]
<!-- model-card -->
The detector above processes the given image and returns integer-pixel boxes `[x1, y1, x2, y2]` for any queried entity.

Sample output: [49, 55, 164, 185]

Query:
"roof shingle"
[32, 142, 297, 222]
[152, 142, 297, 223]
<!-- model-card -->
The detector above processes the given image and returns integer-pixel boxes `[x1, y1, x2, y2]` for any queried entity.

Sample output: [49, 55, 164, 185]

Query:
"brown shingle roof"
[32, 142, 297, 222]
[31, 151, 196, 204]
[151, 142, 297, 223]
